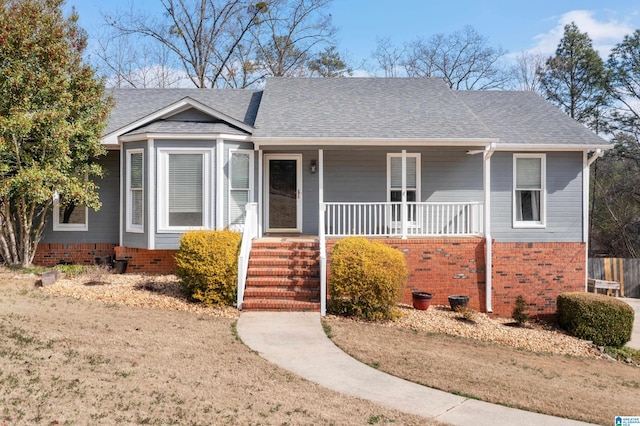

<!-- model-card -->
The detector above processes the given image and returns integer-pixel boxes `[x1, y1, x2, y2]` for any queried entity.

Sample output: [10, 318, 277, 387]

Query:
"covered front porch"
[238, 145, 495, 315]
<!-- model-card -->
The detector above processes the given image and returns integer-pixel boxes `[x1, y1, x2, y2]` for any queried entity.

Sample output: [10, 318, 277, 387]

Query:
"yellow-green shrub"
[557, 292, 634, 347]
[175, 230, 241, 306]
[329, 237, 407, 320]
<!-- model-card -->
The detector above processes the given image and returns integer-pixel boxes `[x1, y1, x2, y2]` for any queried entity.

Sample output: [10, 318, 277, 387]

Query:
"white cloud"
[530, 9, 635, 57]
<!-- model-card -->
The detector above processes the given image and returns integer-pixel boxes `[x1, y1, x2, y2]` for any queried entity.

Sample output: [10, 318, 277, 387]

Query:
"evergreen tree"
[0, 0, 112, 267]
[538, 22, 609, 132]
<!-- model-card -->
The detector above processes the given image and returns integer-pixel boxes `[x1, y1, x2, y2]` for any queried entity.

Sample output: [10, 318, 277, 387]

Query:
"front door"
[265, 154, 302, 233]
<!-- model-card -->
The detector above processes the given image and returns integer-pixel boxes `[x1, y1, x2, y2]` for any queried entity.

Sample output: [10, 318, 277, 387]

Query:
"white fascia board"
[118, 133, 251, 143]
[253, 137, 498, 148]
[101, 97, 254, 145]
[494, 143, 613, 151]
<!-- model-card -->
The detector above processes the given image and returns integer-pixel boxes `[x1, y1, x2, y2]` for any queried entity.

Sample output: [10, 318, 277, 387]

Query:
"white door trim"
[264, 154, 303, 233]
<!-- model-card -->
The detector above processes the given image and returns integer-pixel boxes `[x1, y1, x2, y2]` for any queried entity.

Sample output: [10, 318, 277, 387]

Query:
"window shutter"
[516, 157, 541, 189]
[169, 154, 203, 214]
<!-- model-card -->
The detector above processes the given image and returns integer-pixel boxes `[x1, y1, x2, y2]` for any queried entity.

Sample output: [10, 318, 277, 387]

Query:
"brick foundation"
[326, 238, 586, 317]
[114, 246, 177, 274]
[34, 243, 117, 266]
[491, 242, 586, 317]
[326, 238, 487, 311]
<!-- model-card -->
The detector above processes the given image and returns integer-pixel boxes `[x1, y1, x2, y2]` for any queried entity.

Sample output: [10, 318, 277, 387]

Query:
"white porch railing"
[237, 202, 258, 310]
[322, 201, 483, 238]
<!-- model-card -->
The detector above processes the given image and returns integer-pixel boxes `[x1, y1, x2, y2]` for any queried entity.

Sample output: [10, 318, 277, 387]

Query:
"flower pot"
[113, 259, 128, 274]
[448, 295, 469, 311]
[412, 291, 433, 310]
[94, 255, 113, 267]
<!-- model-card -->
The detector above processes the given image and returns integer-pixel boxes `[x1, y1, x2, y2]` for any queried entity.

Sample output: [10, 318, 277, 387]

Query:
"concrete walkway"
[621, 297, 640, 349]
[237, 312, 591, 426]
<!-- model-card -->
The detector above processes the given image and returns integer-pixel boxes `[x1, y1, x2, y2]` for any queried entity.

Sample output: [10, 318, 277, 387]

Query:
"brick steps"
[242, 240, 320, 312]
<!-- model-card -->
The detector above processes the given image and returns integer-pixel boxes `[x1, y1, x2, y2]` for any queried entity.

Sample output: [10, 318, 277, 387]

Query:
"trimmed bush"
[175, 230, 241, 306]
[329, 237, 407, 320]
[557, 292, 634, 347]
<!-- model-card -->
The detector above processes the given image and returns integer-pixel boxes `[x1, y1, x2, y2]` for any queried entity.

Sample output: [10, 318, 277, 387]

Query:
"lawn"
[0, 270, 430, 425]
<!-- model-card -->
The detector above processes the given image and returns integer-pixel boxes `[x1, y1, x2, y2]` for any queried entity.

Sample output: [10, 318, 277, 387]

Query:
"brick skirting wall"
[34, 243, 117, 267]
[326, 238, 586, 317]
[326, 238, 487, 311]
[114, 246, 177, 274]
[491, 242, 586, 317]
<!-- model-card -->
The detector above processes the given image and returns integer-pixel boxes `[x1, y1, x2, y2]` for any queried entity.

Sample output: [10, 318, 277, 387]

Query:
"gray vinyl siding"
[40, 150, 120, 244]
[490, 151, 584, 242]
[122, 143, 147, 248]
[169, 108, 215, 122]
[422, 147, 483, 202]
[154, 140, 218, 250]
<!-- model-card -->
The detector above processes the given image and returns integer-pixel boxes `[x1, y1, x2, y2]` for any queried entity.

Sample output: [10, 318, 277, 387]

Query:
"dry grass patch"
[325, 309, 640, 426]
[0, 269, 432, 425]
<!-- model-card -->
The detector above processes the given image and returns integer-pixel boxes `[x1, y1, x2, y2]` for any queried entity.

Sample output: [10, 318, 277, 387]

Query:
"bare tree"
[95, 29, 185, 88]
[103, 0, 268, 88]
[372, 37, 405, 77]
[251, 0, 338, 79]
[509, 51, 545, 92]
[403, 25, 509, 90]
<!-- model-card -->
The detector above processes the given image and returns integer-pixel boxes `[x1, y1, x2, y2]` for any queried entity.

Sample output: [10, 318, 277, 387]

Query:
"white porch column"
[257, 149, 263, 237]
[216, 139, 224, 230]
[483, 143, 496, 313]
[319, 149, 326, 316]
[584, 149, 603, 290]
[401, 149, 407, 239]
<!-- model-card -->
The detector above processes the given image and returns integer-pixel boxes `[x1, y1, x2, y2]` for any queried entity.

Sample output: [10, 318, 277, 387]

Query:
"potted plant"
[448, 295, 469, 311]
[412, 291, 433, 310]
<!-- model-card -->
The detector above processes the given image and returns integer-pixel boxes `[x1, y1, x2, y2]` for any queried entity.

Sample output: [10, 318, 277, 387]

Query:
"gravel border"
[42, 270, 598, 358]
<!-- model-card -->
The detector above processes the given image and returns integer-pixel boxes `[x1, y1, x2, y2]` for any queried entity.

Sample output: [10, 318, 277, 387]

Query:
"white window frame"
[126, 149, 144, 233]
[513, 153, 546, 228]
[387, 153, 421, 203]
[228, 149, 254, 226]
[157, 148, 212, 232]
[52, 192, 88, 231]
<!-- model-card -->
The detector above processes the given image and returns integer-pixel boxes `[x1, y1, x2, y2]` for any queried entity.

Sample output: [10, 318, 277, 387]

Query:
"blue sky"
[68, 0, 640, 67]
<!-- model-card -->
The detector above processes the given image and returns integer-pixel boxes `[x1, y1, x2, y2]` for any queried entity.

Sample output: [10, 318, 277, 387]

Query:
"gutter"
[587, 148, 604, 166]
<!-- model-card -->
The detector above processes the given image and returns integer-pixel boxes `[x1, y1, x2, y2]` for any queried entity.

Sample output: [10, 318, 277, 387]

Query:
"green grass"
[604, 345, 640, 363]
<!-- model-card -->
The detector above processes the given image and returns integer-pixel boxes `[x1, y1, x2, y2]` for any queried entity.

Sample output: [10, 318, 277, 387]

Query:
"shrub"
[329, 237, 407, 320]
[512, 295, 529, 325]
[174, 230, 241, 306]
[557, 292, 634, 347]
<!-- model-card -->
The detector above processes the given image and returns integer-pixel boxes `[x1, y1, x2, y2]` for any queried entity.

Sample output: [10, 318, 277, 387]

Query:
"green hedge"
[329, 237, 407, 320]
[557, 292, 634, 347]
[175, 230, 241, 307]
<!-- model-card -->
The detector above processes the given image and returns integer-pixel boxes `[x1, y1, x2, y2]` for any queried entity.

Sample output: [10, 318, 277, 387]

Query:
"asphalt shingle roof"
[456, 90, 607, 146]
[105, 88, 262, 136]
[103, 78, 609, 148]
[252, 78, 495, 140]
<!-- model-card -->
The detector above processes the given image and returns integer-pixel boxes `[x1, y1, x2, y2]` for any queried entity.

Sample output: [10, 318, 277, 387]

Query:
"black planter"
[94, 255, 113, 267]
[113, 259, 128, 274]
[448, 295, 469, 311]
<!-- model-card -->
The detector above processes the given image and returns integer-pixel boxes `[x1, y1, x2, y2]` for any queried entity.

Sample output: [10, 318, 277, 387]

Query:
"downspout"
[483, 143, 496, 313]
[584, 148, 604, 290]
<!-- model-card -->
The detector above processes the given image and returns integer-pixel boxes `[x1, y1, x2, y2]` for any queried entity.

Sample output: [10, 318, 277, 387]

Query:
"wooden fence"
[588, 258, 640, 298]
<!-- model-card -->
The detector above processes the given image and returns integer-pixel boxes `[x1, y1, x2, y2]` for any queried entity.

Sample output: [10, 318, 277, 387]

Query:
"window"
[387, 153, 421, 222]
[158, 149, 211, 231]
[53, 192, 88, 231]
[513, 154, 545, 227]
[127, 150, 144, 232]
[229, 150, 253, 226]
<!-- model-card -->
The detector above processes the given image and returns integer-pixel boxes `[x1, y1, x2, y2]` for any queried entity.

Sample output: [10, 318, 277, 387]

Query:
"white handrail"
[237, 202, 258, 310]
[323, 201, 483, 237]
